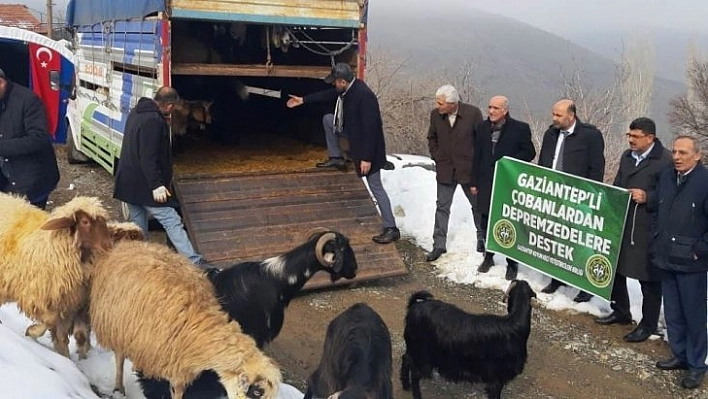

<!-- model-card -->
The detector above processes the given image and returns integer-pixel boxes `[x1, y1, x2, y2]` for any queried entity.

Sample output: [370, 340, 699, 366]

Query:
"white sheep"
[89, 239, 281, 399]
[0, 193, 111, 357]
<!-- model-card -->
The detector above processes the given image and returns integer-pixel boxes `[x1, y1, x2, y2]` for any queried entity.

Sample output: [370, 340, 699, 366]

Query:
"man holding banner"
[594, 117, 671, 343]
[651, 136, 708, 390]
[471, 95, 536, 280]
[537, 99, 605, 302]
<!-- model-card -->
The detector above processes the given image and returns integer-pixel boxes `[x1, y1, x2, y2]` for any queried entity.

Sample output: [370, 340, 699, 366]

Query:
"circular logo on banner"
[585, 255, 612, 288]
[493, 219, 516, 249]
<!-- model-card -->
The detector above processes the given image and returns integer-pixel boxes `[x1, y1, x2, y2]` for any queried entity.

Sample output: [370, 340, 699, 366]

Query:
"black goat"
[138, 230, 358, 399]
[304, 303, 393, 399]
[401, 280, 536, 399]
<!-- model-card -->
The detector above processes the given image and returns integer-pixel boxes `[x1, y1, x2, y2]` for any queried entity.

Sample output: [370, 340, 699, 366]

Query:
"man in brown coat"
[426, 85, 483, 261]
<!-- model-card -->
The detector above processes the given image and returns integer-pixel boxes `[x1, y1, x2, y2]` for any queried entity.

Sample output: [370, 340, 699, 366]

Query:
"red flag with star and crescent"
[28, 43, 61, 139]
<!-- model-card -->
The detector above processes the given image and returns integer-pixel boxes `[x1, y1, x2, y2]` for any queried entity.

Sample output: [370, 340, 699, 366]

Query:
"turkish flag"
[28, 43, 61, 139]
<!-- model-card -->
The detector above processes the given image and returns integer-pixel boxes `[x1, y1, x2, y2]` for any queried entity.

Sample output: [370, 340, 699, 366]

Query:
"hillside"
[367, 3, 685, 138]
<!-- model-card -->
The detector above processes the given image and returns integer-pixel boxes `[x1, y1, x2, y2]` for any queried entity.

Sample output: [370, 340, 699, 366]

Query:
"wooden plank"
[171, 63, 332, 78]
[174, 171, 407, 290]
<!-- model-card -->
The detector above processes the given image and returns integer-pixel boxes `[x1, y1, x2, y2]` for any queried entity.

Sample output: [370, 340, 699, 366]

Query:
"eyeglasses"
[625, 132, 649, 139]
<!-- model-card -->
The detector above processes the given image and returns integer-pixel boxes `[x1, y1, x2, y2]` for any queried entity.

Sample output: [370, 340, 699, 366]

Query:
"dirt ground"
[48, 144, 708, 399]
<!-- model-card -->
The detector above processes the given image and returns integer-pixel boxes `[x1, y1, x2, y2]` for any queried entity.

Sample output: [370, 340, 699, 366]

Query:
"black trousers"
[611, 273, 662, 329]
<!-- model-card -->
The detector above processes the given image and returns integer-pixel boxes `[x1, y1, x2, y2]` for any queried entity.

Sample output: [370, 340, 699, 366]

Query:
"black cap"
[324, 63, 354, 84]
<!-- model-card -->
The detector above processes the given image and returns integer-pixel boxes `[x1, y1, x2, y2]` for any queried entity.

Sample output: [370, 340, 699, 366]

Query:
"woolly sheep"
[70, 221, 145, 359]
[0, 193, 111, 357]
[89, 239, 281, 399]
[139, 229, 358, 398]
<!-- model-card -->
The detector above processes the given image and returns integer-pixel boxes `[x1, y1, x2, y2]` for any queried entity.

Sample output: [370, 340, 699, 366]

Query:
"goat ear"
[41, 216, 74, 230]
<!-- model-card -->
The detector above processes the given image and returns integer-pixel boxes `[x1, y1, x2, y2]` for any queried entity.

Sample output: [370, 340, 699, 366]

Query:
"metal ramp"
[174, 170, 407, 289]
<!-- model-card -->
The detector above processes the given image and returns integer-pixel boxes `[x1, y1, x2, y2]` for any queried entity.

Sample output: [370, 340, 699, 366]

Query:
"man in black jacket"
[114, 87, 210, 267]
[594, 117, 672, 343]
[471, 95, 536, 280]
[651, 135, 708, 390]
[538, 99, 605, 302]
[0, 67, 59, 209]
[287, 63, 400, 244]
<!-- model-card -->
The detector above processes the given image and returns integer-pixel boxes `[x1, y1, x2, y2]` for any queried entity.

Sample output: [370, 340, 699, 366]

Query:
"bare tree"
[367, 49, 484, 155]
[669, 47, 708, 140]
[554, 63, 628, 182]
[619, 35, 656, 128]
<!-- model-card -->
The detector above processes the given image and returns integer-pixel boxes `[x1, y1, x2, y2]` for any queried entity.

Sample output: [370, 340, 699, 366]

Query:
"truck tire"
[67, 125, 90, 164]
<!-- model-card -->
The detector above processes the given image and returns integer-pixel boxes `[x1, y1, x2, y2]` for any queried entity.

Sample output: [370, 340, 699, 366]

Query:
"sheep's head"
[107, 221, 145, 242]
[502, 279, 537, 311]
[41, 210, 112, 258]
[220, 358, 281, 399]
[312, 231, 358, 282]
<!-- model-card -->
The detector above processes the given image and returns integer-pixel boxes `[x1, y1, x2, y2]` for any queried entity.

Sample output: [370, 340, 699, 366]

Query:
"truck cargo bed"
[173, 137, 407, 289]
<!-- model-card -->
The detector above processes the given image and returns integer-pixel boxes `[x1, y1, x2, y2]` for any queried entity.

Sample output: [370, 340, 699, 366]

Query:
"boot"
[477, 253, 494, 273]
[505, 259, 518, 280]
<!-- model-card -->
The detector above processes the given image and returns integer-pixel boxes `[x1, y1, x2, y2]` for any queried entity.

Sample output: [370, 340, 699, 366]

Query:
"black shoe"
[682, 370, 706, 389]
[372, 227, 400, 244]
[594, 311, 632, 326]
[476, 238, 485, 253]
[504, 260, 519, 281]
[316, 157, 346, 169]
[541, 279, 564, 294]
[477, 253, 494, 273]
[426, 248, 446, 262]
[623, 325, 655, 343]
[573, 291, 593, 303]
[656, 357, 688, 371]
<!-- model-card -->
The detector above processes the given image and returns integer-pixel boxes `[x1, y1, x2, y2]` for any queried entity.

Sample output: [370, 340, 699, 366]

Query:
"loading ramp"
[174, 169, 408, 289]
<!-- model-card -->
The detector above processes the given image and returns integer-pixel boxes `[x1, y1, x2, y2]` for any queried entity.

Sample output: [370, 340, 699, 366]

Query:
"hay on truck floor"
[173, 133, 329, 175]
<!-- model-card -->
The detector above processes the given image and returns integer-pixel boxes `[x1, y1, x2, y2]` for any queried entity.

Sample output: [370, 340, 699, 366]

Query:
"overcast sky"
[374, 0, 708, 36]
[16, 0, 708, 36]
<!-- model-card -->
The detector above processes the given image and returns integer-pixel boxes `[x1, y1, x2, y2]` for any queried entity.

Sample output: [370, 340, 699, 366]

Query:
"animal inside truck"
[64, 0, 406, 287]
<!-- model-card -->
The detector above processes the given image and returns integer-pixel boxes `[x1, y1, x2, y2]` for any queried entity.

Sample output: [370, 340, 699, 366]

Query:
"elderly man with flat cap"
[287, 63, 400, 244]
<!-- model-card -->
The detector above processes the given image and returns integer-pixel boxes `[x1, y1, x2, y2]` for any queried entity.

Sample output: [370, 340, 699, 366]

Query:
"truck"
[0, 25, 75, 144]
[64, 0, 406, 288]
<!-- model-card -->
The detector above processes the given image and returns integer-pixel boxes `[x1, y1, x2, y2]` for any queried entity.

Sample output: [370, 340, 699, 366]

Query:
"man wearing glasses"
[594, 117, 671, 343]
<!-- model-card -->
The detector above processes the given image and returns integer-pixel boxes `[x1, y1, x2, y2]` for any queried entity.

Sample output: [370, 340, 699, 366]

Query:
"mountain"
[366, 3, 686, 138]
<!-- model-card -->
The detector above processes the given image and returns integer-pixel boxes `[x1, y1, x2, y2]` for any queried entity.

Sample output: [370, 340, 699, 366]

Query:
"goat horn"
[305, 227, 331, 242]
[502, 280, 518, 303]
[315, 232, 337, 267]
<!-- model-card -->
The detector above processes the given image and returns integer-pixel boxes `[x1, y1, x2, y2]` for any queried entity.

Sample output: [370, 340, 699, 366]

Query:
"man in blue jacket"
[0, 67, 59, 209]
[651, 135, 708, 390]
[287, 63, 400, 244]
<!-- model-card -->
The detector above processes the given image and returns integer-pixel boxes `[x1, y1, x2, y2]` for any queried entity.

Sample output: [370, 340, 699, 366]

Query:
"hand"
[470, 186, 478, 195]
[628, 188, 646, 204]
[360, 161, 371, 175]
[286, 95, 303, 108]
[152, 186, 171, 203]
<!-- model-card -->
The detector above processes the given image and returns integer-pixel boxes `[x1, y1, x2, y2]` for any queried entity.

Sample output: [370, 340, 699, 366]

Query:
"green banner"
[486, 157, 631, 301]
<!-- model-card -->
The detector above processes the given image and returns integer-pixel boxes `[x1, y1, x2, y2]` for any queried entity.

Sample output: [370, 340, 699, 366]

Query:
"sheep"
[70, 221, 145, 359]
[304, 303, 393, 399]
[89, 239, 282, 399]
[400, 280, 537, 399]
[138, 229, 358, 398]
[0, 193, 111, 358]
